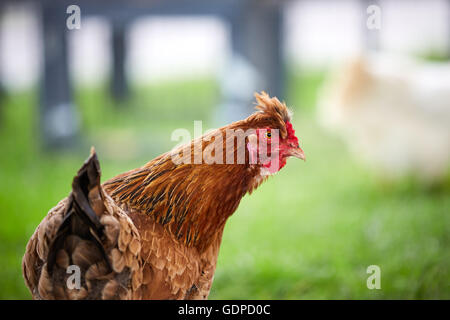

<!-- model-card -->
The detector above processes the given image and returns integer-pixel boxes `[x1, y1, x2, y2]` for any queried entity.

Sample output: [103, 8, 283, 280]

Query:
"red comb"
[286, 121, 299, 144]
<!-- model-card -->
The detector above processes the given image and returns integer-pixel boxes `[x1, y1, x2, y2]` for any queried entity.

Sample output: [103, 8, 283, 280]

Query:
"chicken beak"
[288, 147, 306, 161]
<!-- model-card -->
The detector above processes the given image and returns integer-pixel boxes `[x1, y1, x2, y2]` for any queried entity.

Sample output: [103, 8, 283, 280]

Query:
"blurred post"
[0, 5, 5, 127]
[448, 0, 450, 58]
[362, 0, 380, 51]
[220, 0, 284, 123]
[111, 20, 129, 103]
[40, 1, 78, 149]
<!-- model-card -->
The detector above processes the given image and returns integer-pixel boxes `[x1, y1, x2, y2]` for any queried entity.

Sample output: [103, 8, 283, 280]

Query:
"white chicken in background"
[317, 54, 450, 183]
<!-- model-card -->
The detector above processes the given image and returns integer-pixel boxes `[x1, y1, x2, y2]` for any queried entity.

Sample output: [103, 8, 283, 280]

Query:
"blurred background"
[0, 0, 449, 299]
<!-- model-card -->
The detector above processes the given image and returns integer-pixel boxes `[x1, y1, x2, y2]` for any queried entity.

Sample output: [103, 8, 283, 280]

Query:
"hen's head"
[237, 91, 305, 175]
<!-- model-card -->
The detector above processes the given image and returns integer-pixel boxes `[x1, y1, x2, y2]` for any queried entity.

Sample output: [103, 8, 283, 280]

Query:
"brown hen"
[22, 92, 305, 299]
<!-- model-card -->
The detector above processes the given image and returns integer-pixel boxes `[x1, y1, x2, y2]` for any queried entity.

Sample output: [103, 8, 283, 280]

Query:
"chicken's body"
[317, 54, 450, 183]
[23, 92, 305, 299]
[103, 153, 258, 299]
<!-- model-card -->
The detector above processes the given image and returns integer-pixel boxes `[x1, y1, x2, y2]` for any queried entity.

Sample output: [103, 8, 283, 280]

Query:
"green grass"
[0, 72, 448, 299]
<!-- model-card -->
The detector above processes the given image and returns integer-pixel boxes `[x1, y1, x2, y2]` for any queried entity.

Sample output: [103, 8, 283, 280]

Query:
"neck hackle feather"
[103, 91, 293, 252]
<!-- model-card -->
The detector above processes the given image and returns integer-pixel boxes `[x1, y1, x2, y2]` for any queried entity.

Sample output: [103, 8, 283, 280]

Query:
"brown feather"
[23, 92, 296, 299]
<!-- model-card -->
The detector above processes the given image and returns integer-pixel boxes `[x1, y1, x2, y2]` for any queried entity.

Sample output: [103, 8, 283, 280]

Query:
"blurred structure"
[361, 0, 380, 50]
[1, 0, 286, 149]
[317, 54, 450, 183]
[40, 2, 78, 149]
[1, 0, 449, 150]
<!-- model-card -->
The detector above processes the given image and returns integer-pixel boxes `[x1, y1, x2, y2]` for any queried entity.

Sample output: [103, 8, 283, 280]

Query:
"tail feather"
[47, 149, 107, 274]
[23, 148, 143, 300]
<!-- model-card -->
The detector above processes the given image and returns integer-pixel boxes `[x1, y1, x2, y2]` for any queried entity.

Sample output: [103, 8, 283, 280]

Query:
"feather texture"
[23, 92, 298, 299]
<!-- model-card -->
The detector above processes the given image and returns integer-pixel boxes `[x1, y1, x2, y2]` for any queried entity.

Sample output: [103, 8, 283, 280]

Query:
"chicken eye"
[265, 132, 272, 139]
